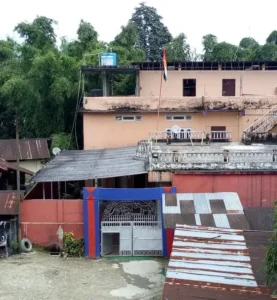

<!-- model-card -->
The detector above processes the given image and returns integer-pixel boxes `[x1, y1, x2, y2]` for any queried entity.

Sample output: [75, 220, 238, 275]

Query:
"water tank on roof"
[100, 52, 117, 66]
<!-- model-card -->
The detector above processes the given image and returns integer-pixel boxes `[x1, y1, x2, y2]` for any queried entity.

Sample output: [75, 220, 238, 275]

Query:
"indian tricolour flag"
[163, 49, 167, 81]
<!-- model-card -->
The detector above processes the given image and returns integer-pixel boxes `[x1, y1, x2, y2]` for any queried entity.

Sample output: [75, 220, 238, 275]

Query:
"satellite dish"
[171, 125, 181, 134]
[52, 147, 61, 156]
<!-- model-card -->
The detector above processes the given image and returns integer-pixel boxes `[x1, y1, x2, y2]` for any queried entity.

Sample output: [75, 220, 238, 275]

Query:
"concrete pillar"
[102, 72, 109, 96]
[119, 176, 128, 188]
[135, 71, 140, 96]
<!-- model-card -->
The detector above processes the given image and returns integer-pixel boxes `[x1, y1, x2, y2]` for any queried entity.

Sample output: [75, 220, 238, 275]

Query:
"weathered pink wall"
[173, 173, 277, 208]
[82, 70, 277, 149]
[139, 70, 277, 97]
[21, 200, 83, 246]
[83, 111, 241, 149]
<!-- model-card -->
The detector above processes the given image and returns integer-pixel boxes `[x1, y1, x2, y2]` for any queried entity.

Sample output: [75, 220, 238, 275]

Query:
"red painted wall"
[21, 200, 83, 246]
[173, 173, 277, 207]
[166, 229, 174, 257]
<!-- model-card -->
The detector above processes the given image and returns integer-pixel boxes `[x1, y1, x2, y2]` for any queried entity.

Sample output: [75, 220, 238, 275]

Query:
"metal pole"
[15, 114, 21, 244]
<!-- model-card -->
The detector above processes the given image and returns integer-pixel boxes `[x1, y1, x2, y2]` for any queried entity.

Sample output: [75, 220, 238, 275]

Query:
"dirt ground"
[0, 251, 167, 300]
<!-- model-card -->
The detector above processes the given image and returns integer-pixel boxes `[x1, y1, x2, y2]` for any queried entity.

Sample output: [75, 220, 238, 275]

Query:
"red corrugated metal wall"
[21, 200, 83, 246]
[173, 173, 277, 207]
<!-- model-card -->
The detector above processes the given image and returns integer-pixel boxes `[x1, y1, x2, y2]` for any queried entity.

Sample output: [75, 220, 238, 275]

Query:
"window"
[222, 79, 235, 96]
[183, 79, 196, 96]
[115, 116, 141, 121]
[166, 115, 192, 121]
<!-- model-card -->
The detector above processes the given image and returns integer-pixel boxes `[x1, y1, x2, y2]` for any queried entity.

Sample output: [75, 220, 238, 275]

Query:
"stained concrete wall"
[139, 70, 277, 97]
[21, 200, 83, 246]
[84, 111, 242, 149]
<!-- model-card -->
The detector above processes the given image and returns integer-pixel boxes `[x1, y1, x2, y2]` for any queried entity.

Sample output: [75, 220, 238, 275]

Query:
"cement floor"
[0, 251, 167, 300]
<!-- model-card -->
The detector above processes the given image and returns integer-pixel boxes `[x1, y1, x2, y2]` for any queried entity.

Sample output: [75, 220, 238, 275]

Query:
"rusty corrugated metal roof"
[0, 191, 22, 215]
[163, 192, 249, 230]
[163, 224, 271, 300]
[0, 139, 50, 161]
[0, 158, 33, 175]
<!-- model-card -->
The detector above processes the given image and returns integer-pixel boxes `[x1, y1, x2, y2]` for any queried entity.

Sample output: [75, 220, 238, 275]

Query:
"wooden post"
[15, 114, 21, 244]
[43, 182, 45, 199]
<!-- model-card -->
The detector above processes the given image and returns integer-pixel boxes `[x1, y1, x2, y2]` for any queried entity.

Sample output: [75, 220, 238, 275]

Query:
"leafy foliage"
[265, 202, 277, 288]
[131, 2, 172, 61]
[202, 34, 217, 61]
[63, 232, 84, 257]
[15, 16, 57, 49]
[266, 30, 277, 45]
[239, 37, 259, 49]
[51, 133, 75, 152]
[1, 6, 277, 144]
[165, 33, 191, 61]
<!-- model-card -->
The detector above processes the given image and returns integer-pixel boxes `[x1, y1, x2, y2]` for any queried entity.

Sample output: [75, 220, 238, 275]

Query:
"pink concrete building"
[82, 61, 277, 149]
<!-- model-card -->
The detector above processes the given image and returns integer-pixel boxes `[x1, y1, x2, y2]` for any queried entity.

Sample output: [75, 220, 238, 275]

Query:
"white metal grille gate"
[132, 222, 163, 256]
[102, 221, 132, 256]
[101, 221, 163, 256]
[101, 201, 163, 256]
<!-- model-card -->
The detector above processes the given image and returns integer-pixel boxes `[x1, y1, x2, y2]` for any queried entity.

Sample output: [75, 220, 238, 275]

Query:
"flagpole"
[156, 67, 163, 133]
[156, 49, 166, 135]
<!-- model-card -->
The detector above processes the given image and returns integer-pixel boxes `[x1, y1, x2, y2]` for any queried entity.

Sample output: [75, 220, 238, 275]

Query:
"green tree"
[110, 22, 145, 95]
[266, 30, 277, 45]
[202, 34, 217, 61]
[51, 133, 75, 152]
[255, 44, 277, 61]
[165, 33, 191, 61]
[210, 42, 237, 61]
[112, 22, 140, 49]
[131, 2, 172, 61]
[14, 16, 57, 49]
[265, 202, 277, 288]
[61, 20, 101, 60]
[239, 37, 259, 49]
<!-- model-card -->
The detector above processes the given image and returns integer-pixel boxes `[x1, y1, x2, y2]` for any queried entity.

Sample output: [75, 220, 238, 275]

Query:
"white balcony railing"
[150, 150, 277, 165]
[149, 131, 232, 141]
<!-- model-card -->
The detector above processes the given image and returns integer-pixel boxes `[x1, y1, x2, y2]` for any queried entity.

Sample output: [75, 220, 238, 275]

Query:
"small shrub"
[11, 240, 20, 253]
[63, 232, 84, 257]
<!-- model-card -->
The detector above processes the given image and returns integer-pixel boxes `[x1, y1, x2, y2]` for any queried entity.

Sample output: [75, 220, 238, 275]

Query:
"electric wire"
[68, 69, 82, 150]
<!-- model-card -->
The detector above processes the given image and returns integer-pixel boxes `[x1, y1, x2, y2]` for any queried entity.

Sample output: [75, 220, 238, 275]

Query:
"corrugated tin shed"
[0, 139, 50, 161]
[0, 191, 24, 215]
[163, 224, 271, 300]
[163, 192, 250, 230]
[30, 147, 146, 182]
[0, 158, 33, 175]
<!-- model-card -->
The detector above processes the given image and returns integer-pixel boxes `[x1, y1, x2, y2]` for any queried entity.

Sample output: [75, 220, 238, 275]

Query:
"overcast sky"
[1, 0, 276, 53]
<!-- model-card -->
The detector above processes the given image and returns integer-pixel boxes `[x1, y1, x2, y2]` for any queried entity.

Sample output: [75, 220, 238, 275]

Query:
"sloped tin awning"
[30, 147, 146, 183]
[0, 158, 33, 175]
[0, 191, 24, 215]
[0, 139, 50, 161]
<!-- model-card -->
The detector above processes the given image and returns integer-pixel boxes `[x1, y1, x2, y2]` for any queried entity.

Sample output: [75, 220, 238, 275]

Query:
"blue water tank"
[100, 52, 117, 66]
